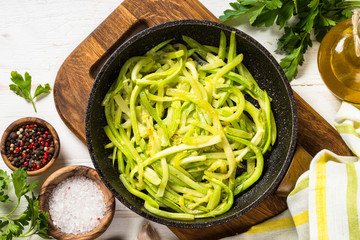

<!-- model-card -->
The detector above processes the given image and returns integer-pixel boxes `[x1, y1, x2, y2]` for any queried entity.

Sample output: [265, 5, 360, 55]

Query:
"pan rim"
[85, 19, 298, 228]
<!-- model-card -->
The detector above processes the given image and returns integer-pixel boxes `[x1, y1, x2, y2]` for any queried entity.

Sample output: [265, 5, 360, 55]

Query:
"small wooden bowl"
[39, 165, 115, 240]
[0, 117, 60, 176]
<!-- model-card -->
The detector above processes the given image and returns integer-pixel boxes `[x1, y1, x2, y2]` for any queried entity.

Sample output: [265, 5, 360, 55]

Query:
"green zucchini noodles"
[102, 31, 276, 220]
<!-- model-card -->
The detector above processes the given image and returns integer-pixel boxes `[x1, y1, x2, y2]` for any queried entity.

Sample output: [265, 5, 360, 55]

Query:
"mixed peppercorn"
[4, 123, 55, 171]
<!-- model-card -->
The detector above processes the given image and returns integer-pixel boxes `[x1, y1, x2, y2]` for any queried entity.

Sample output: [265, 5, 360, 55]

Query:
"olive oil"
[318, 16, 360, 103]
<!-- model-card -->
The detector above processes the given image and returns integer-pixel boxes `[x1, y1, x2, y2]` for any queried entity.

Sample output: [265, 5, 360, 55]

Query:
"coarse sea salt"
[49, 176, 107, 235]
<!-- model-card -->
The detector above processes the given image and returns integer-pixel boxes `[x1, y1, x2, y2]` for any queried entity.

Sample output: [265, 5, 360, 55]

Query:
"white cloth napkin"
[223, 102, 360, 240]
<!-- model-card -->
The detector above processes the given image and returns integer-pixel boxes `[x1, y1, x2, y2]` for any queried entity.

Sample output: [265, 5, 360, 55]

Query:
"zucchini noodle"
[102, 31, 276, 220]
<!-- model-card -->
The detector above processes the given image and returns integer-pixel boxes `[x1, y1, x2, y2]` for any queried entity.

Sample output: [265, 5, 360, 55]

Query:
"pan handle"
[275, 145, 313, 197]
[275, 90, 353, 196]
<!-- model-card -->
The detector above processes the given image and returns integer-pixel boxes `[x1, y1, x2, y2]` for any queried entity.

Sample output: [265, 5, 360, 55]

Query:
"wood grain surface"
[53, 0, 353, 239]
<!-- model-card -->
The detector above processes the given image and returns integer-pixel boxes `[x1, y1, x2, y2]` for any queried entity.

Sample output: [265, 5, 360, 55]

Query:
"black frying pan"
[85, 19, 297, 228]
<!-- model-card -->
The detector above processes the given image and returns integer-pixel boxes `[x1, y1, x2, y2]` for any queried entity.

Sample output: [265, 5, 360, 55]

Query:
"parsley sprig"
[9, 71, 51, 112]
[219, 0, 360, 81]
[0, 168, 51, 239]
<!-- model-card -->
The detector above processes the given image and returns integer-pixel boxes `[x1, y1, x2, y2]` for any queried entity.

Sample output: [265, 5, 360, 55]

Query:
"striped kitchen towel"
[223, 101, 360, 240]
[335, 102, 360, 158]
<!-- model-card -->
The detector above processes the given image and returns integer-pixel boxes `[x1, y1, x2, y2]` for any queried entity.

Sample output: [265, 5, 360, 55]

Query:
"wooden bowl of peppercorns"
[0, 117, 60, 176]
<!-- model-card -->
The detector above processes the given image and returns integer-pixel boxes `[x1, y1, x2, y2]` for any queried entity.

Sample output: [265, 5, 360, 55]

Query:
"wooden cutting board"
[53, 0, 352, 239]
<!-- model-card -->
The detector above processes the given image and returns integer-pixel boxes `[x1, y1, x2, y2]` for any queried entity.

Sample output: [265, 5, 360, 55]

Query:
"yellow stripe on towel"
[289, 176, 309, 196]
[315, 155, 328, 240]
[346, 163, 360, 240]
[245, 211, 309, 234]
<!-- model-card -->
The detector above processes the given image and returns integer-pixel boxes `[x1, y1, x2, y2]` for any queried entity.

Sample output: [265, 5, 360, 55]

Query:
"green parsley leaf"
[252, 8, 278, 27]
[266, 0, 283, 10]
[11, 167, 37, 199]
[9, 72, 31, 101]
[12, 210, 31, 228]
[0, 170, 11, 203]
[247, 5, 266, 24]
[275, 1, 294, 29]
[25, 194, 39, 227]
[34, 83, 51, 99]
[219, 3, 250, 22]
[0, 220, 8, 230]
[277, 27, 301, 54]
[9, 71, 51, 112]
[2, 222, 22, 239]
[219, 0, 360, 80]
[35, 212, 51, 239]
[280, 45, 303, 80]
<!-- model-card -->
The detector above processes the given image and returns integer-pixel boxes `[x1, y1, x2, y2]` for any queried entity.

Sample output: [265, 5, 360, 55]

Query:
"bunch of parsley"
[219, 0, 360, 81]
[0, 168, 51, 239]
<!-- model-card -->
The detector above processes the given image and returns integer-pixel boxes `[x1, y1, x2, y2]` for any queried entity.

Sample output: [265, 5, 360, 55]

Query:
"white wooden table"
[0, 0, 342, 239]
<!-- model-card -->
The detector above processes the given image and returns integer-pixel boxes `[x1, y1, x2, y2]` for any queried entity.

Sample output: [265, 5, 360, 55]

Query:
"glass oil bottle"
[318, 11, 360, 104]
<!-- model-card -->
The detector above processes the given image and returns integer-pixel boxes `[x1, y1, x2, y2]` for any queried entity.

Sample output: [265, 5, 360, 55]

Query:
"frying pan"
[85, 19, 297, 228]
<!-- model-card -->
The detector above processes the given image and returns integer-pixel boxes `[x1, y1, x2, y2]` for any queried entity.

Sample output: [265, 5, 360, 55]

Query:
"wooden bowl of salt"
[39, 165, 115, 240]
